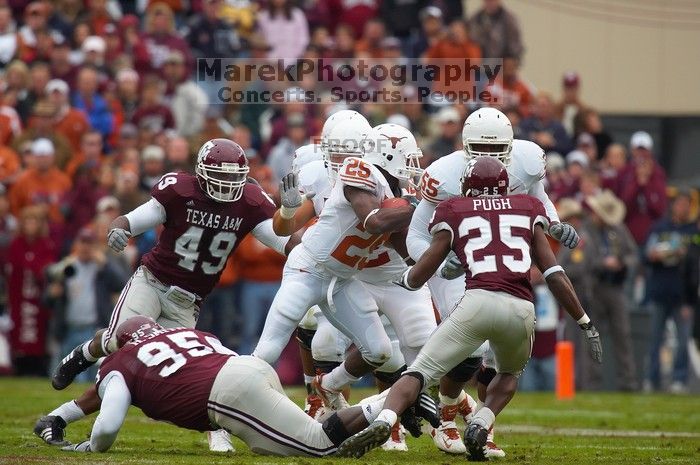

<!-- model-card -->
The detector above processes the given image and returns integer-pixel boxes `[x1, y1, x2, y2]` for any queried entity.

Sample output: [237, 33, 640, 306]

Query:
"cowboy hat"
[557, 197, 583, 222]
[586, 190, 626, 226]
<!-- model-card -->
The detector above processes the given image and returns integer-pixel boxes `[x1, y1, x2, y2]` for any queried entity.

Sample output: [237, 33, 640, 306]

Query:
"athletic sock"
[471, 406, 495, 430]
[360, 399, 386, 422]
[82, 341, 99, 362]
[375, 408, 398, 427]
[439, 389, 466, 406]
[322, 363, 359, 392]
[49, 400, 86, 424]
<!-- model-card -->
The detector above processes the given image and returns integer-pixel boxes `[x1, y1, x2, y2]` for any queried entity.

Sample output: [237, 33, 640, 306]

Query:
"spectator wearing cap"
[0, 6, 17, 66]
[521, 92, 572, 155]
[565, 149, 588, 193]
[13, 101, 72, 169]
[644, 191, 696, 393]
[131, 76, 175, 133]
[556, 71, 589, 136]
[616, 131, 668, 246]
[485, 55, 534, 117]
[16, 2, 51, 62]
[424, 19, 481, 97]
[268, 112, 310, 182]
[426, 106, 462, 162]
[407, 6, 445, 57]
[574, 108, 613, 159]
[585, 189, 638, 391]
[599, 143, 627, 192]
[187, 0, 241, 59]
[162, 51, 209, 138]
[115, 69, 140, 122]
[469, 0, 524, 60]
[72, 66, 114, 140]
[46, 225, 129, 383]
[81, 35, 108, 71]
[9, 138, 71, 224]
[576, 132, 598, 166]
[165, 136, 193, 173]
[114, 163, 147, 214]
[257, 0, 309, 62]
[134, 3, 193, 75]
[102, 22, 123, 62]
[544, 152, 574, 203]
[354, 17, 386, 58]
[49, 38, 78, 89]
[140, 145, 166, 190]
[46, 79, 91, 153]
[114, 123, 139, 156]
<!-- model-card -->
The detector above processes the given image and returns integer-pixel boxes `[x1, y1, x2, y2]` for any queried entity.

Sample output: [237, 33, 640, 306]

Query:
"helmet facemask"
[196, 162, 249, 202]
[464, 140, 513, 166]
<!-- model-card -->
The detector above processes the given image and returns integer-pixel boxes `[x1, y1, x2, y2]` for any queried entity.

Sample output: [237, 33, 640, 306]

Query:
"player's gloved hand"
[107, 228, 131, 252]
[279, 172, 314, 219]
[439, 256, 464, 280]
[580, 322, 603, 363]
[62, 440, 91, 452]
[549, 222, 580, 248]
[394, 267, 420, 291]
[402, 194, 420, 209]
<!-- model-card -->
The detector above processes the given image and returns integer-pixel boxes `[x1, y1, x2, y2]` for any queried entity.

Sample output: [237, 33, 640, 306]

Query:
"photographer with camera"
[45, 227, 129, 383]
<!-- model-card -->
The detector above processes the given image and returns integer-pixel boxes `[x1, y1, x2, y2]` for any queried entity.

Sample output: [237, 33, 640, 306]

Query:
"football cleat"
[458, 393, 478, 423]
[464, 423, 489, 462]
[312, 374, 350, 411]
[34, 415, 69, 446]
[207, 429, 235, 452]
[304, 393, 325, 420]
[52, 344, 96, 390]
[381, 423, 408, 451]
[431, 403, 466, 454]
[336, 420, 391, 458]
[485, 426, 506, 458]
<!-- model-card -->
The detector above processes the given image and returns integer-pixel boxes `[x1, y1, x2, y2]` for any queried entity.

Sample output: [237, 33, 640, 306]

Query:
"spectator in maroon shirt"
[130, 75, 175, 134]
[49, 39, 78, 89]
[600, 143, 627, 192]
[616, 131, 668, 246]
[134, 3, 193, 76]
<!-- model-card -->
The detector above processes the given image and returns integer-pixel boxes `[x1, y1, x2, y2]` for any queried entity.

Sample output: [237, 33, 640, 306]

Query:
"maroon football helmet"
[115, 316, 163, 349]
[460, 157, 509, 197]
[195, 138, 249, 202]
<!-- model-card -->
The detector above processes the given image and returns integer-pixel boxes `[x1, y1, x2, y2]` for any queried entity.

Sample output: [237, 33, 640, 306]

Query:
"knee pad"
[321, 412, 351, 446]
[477, 365, 497, 386]
[376, 340, 405, 373]
[446, 356, 482, 383]
[360, 339, 393, 368]
[313, 359, 342, 375]
[295, 327, 316, 351]
[374, 364, 407, 385]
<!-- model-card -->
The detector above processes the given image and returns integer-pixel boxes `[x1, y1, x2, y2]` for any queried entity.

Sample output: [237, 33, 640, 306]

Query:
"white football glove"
[549, 222, 580, 249]
[62, 440, 91, 452]
[107, 228, 131, 252]
[439, 256, 464, 280]
[279, 172, 314, 219]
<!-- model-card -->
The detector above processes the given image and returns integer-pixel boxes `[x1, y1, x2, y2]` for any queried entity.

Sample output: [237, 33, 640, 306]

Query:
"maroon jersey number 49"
[429, 194, 549, 302]
[141, 172, 277, 298]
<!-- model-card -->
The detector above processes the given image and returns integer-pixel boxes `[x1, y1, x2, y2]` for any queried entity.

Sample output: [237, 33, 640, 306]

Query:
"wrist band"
[577, 314, 591, 325]
[402, 267, 420, 291]
[363, 208, 380, 229]
[279, 205, 297, 220]
[542, 265, 564, 279]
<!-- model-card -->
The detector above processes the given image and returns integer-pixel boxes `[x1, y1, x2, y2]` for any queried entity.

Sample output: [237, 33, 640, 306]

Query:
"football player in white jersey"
[407, 107, 580, 457]
[253, 121, 421, 411]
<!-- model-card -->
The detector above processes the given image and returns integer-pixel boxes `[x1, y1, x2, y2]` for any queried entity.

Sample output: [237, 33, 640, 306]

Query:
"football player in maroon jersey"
[336, 157, 603, 460]
[39, 139, 293, 452]
[54, 316, 426, 457]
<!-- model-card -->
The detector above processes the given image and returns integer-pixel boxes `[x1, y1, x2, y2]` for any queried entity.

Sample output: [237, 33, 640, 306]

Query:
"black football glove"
[580, 322, 603, 363]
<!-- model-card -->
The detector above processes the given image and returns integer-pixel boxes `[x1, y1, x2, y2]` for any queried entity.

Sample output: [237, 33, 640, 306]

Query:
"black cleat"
[465, 423, 489, 461]
[52, 344, 96, 390]
[335, 420, 392, 458]
[34, 415, 69, 446]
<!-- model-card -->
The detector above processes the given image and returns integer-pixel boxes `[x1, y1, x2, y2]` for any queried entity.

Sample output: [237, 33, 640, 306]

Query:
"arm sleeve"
[528, 180, 559, 225]
[124, 198, 167, 236]
[91, 371, 131, 452]
[407, 200, 437, 262]
[251, 219, 289, 256]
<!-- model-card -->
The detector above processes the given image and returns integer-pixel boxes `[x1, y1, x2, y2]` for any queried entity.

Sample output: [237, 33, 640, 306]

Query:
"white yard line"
[501, 424, 700, 438]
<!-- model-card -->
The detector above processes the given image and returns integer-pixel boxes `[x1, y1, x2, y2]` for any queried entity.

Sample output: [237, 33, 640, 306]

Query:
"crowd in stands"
[0, 0, 696, 393]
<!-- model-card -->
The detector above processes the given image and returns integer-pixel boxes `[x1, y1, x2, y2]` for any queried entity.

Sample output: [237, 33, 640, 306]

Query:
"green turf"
[1, 378, 699, 464]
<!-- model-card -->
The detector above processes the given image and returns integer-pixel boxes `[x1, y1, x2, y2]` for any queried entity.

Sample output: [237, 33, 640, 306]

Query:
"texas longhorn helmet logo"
[381, 134, 407, 149]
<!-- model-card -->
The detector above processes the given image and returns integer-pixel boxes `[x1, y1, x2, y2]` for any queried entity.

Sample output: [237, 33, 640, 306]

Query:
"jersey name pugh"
[185, 208, 244, 231]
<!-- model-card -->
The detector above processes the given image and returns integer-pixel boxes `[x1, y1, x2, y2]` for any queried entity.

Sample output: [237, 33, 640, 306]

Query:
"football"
[381, 197, 411, 209]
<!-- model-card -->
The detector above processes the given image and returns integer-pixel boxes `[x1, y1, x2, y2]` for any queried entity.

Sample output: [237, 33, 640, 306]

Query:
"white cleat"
[485, 426, 506, 458]
[208, 429, 235, 452]
[431, 419, 466, 454]
[304, 393, 326, 420]
[381, 423, 408, 451]
[312, 374, 350, 411]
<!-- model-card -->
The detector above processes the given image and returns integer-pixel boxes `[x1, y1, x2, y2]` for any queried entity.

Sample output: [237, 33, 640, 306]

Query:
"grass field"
[1, 378, 699, 465]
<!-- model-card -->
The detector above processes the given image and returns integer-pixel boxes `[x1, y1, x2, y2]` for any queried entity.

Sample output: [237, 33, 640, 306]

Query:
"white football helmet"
[363, 124, 423, 187]
[324, 113, 372, 181]
[319, 109, 367, 154]
[292, 143, 323, 173]
[462, 107, 514, 166]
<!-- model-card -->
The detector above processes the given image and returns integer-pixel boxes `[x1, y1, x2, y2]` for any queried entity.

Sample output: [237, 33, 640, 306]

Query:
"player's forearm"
[109, 216, 130, 234]
[407, 232, 451, 288]
[364, 206, 414, 235]
[75, 385, 101, 416]
[272, 210, 300, 236]
[252, 219, 290, 256]
[545, 272, 585, 321]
